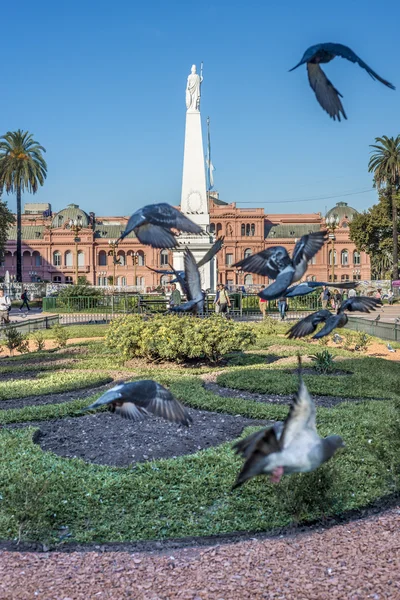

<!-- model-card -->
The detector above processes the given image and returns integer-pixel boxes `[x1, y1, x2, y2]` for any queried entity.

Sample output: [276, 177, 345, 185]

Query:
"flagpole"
[207, 116, 211, 193]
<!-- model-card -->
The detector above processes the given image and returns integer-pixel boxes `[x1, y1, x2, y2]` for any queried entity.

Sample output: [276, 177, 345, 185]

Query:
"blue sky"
[2, 0, 399, 217]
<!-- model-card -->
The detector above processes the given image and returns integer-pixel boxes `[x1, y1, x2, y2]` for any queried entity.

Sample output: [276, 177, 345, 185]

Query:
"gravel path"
[0, 507, 398, 599]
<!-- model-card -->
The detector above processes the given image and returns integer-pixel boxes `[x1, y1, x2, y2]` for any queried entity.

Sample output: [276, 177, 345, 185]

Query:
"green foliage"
[50, 324, 69, 349]
[1, 327, 29, 355]
[77, 276, 89, 285]
[30, 324, 108, 340]
[353, 331, 372, 352]
[0, 199, 15, 258]
[309, 350, 335, 374]
[106, 314, 255, 363]
[58, 283, 103, 300]
[32, 330, 46, 351]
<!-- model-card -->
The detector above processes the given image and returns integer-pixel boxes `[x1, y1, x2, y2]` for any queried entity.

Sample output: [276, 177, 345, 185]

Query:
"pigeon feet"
[270, 466, 284, 484]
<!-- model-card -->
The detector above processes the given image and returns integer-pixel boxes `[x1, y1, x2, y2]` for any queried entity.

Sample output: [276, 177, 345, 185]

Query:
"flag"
[206, 116, 215, 191]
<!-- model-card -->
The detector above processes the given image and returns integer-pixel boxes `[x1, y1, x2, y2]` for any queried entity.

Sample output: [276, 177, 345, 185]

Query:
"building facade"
[0, 199, 370, 290]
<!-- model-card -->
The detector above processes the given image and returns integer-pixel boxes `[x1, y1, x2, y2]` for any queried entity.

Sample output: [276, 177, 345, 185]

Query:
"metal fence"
[0, 315, 60, 338]
[345, 316, 400, 342]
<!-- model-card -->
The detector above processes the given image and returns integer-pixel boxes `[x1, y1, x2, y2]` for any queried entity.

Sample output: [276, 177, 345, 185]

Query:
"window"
[65, 276, 73, 284]
[65, 250, 73, 267]
[226, 223, 233, 236]
[35, 231, 41, 239]
[137, 251, 145, 266]
[58, 215, 64, 227]
[209, 223, 215, 234]
[328, 249, 337, 265]
[216, 223, 222, 235]
[341, 249, 349, 265]
[53, 251, 61, 266]
[328, 274, 338, 282]
[226, 253, 233, 266]
[245, 224, 250, 236]
[353, 251, 361, 265]
[98, 250, 107, 266]
[33, 252, 42, 267]
[241, 224, 245, 237]
[98, 276, 107, 286]
[118, 276, 126, 286]
[308, 256, 316, 265]
[160, 250, 169, 266]
[53, 276, 62, 283]
[341, 274, 350, 281]
[78, 251, 84, 267]
[22, 251, 31, 266]
[244, 274, 253, 285]
[160, 275, 169, 286]
[311, 275, 316, 282]
[250, 223, 255, 236]
[244, 248, 252, 259]
[117, 250, 126, 266]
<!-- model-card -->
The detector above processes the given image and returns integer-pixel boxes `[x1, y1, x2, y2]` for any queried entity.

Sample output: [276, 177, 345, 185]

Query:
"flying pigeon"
[287, 297, 382, 339]
[234, 231, 327, 301]
[285, 281, 358, 298]
[119, 203, 202, 248]
[289, 43, 395, 121]
[232, 356, 344, 488]
[169, 247, 205, 314]
[387, 343, 395, 353]
[83, 380, 192, 426]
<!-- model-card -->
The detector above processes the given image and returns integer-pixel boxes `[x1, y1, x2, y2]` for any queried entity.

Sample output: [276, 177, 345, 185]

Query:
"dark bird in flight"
[83, 380, 192, 426]
[374, 313, 381, 323]
[232, 356, 344, 488]
[234, 231, 327, 301]
[169, 247, 205, 314]
[287, 297, 382, 339]
[289, 43, 395, 121]
[284, 280, 358, 298]
[119, 203, 202, 248]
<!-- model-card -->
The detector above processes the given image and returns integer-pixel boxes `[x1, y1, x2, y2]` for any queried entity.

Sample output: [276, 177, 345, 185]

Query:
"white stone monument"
[173, 64, 217, 292]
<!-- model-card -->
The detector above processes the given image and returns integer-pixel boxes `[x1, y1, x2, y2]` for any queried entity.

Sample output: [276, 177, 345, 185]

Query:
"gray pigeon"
[119, 203, 202, 248]
[234, 231, 327, 301]
[83, 380, 192, 426]
[290, 43, 395, 121]
[287, 297, 382, 339]
[333, 333, 343, 343]
[387, 343, 395, 353]
[232, 356, 344, 488]
[374, 313, 381, 322]
[395, 317, 400, 324]
[285, 280, 358, 298]
[169, 247, 204, 314]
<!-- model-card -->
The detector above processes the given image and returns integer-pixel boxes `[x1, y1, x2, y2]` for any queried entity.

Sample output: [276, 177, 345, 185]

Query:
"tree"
[368, 135, 400, 280]
[0, 198, 15, 264]
[349, 187, 399, 279]
[0, 131, 47, 282]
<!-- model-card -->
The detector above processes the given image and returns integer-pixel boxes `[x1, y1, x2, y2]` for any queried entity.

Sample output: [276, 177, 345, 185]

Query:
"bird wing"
[257, 269, 295, 301]
[307, 63, 347, 121]
[167, 263, 190, 297]
[143, 203, 202, 234]
[312, 314, 344, 338]
[184, 247, 202, 303]
[306, 281, 359, 290]
[135, 223, 178, 248]
[232, 426, 282, 489]
[281, 360, 317, 449]
[146, 266, 175, 275]
[234, 247, 291, 278]
[197, 237, 224, 268]
[287, 310, 332, 339]
[233, 422, 284, 459]
[292, 231, 328, 266]
[131, 380, 192, 426]
[170, 299, 202, 313]
[285, 283, 314, 298]
[83, 384, 150, 421]
[119, 210, 145, 240]
[340, 296, 382, 313]
[325, 43, 395, 90]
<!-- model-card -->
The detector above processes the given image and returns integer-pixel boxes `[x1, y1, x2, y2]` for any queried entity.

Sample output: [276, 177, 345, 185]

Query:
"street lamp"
[130, 251, 139, 289]
[69, 219, 83, 284]
[326, 215, 340, 283]
[108, 240, 120, 286]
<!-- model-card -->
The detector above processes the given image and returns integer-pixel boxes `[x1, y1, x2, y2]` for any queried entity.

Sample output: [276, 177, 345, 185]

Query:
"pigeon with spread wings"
[119, 203, 202, 248]
[289, 43, 395, 121]
[287, 296, 382, 339]
[284, 280, 358, 298]
[83, 380, 192, 426]
[234, 231, 327, 301]
[169, 247, 204, 314]
[232, 356, 344, 488]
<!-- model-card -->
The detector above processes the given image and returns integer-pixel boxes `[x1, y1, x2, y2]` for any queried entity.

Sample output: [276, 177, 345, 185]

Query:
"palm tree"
[368, 135, 400, 280]
[0, 130, 47, 282]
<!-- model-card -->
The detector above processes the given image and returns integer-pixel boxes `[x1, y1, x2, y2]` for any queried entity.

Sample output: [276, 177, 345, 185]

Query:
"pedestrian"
[216, 284, 231, 316]
[214, 284, 221, 313]
[375, 289, 382, 300]
[348, 287, 357, 299]
[388, 290, 394, 305]
[277, 296, 288, 321]
[169, 283, 181, 309]
[0, 289, 11, 325]
[259, 285, 267, 319]
[320, 286, 331, 309]
[334, 289, 342, 310]
[20, 289, 30, 311]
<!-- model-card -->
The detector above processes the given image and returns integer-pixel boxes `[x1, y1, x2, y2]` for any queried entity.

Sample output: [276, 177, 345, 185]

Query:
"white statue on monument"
[185, 64, 203, 112]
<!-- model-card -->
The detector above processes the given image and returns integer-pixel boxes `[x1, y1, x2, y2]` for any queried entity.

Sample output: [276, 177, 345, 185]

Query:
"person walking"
[20, 289, 30, 311]
[348, 287, 357, 299]
[0, 289, 11, 325]
[169, 283, 181, 309]
[214, 285, 221, 314]
[216, 284, 231, 316]
[388, 290, 394, 305]
[259, 285, 267, 319]
[277, 296, 288, 320]
[334, 289, 342, 310]
[320, 286, 331, 309]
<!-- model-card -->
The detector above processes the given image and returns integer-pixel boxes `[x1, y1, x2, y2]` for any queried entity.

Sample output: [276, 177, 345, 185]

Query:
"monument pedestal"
[173, 234, 217, 292]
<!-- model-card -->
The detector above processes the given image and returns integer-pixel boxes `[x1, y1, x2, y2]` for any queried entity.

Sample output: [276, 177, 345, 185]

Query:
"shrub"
[105, 314, 255, 363]
[32, 330, 46, 351]
[1, 328, 29, 356]
[353, 331, 372, 352]
[341, 330, 354, 351]
[51, 324, 69, 349]
[309, 349, 335, 374]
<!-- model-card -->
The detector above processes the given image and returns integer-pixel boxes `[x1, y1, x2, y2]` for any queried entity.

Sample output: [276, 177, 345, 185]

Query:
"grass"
[0, 324, 399, 545]
[28, 324, 109, 340]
